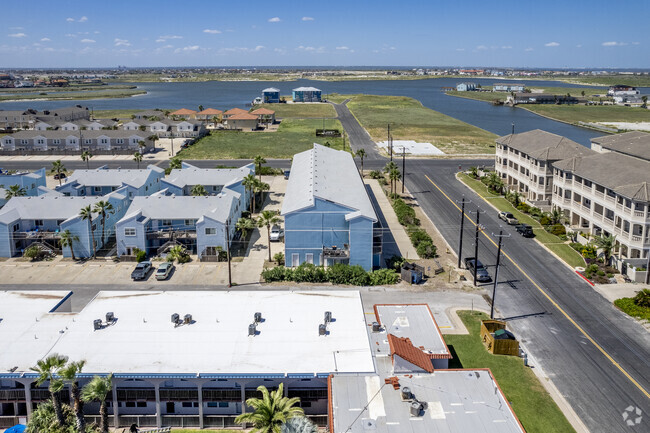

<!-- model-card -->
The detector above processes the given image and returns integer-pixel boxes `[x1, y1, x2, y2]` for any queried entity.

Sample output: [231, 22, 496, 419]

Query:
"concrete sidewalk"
[366, 179, 419, 260]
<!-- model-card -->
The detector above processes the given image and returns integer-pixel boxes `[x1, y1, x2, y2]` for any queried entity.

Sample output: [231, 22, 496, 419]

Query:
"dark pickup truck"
[131, 261, 152, 280]
[516, 224, 534, 237]
[463, 257, 491, 282]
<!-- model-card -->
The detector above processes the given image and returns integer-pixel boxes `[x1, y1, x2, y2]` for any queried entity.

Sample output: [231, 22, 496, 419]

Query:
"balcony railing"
[147, 230, 197, 240]
[323, 246, 349, 258]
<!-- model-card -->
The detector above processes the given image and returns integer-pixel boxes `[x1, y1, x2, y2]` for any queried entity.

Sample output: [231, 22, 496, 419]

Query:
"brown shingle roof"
[197, 108, 223, 115]
[170, 108, 197, 115]
[224, 108, 248, 116]
[228, 113, 258, 120]
[387, 334, 434, 373]
[250, 108, 275, 115]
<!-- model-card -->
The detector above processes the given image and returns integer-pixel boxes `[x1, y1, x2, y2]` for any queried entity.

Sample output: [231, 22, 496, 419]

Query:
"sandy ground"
[376, 139, 445, 155]
[599, 121, 650, 132]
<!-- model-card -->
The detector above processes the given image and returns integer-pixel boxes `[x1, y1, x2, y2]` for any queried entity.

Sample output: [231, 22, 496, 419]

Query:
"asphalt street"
[330, 100, 383, 160]
[405, 158, 650, 432]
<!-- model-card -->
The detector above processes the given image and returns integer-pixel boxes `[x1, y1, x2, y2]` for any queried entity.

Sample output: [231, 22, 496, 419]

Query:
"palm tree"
[235, 384, 303, 433]
[50, 160, 67, 186]
[242, 174, 258, 213]
[281, 416, 318, 433]
[81, 150, 93, 169]
[79, 205, 97, 259]
[593, 234, 616, 263]
[198, 104, 204, 112]
[356, 149, 366, 178]
[486, 172, 503, 193]
[256, 180, 270, 211]
[258, 210, 280, 262]
[254, 155, 267, 181]
[383, 161, 397, 175]
[469, 166, 479, 179]
[138, 140, 147, 154]
[82, 375, 112, 433]
[59, 360, 87, 433]
[191, 184, 208, 196]
[147, 134, 159, 150]
[31, 354, 69, 428]
[236, 217, 257, 239]
[547, 206, 564, 225]
[642, 95, 648, 109]
[133, 151, 143, 169]
[389, 168, 401, 196]
[93, 201, 114, 248]
[5, 184, 27, 200]
[169, 156, 182, 170]
[59, 229, 80, 261]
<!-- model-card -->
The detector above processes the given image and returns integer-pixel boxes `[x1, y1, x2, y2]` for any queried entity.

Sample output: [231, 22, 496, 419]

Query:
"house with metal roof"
[115, 188, 243, 259]
[0, 130, 153, 153]
[292, 86, 322, 102]
[0, 109, 36, 130]
[162, 162, 253, 203]
[262, 87, 280, 103]
[281, 144, 380, 270]
[0, 168, 47, 208]
[0, 189, 129, 258]
[224, 112, 259, 130]
[35, 105, 90, 122]
[56, 165, 165, 198]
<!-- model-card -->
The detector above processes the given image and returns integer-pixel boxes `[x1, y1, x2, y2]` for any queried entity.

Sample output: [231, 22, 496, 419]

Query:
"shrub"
[529, 207, 543, 218]
[408, 228, 431, 246]
[540, 216, 551, 226]
[378, 178, 388, 186]
[393, 199, 419, 226]
[607, 273, 614, 278]
[261, 266, 290, 282]
[369, 170, 382, 179]
[480, 176, 490, 185]
[549, 224, 566, 236]
[416, 240, 437, 259]
[581, 245, 597, 259]
[24, 245, 41, 260]
[517, 202, 530, 213]
[133, 248, 147, 262]
[634, 289, 650, 308]
[614, 297, 650, 321]
[292, 263, 327, 283]
[386, 255, 406, 271]
[258, 166, 283, 176]
[273, 252, 285, 265]
[570, 242, 583, 252]
[369, 268, 401, 285]
[597, 270, 606, 277]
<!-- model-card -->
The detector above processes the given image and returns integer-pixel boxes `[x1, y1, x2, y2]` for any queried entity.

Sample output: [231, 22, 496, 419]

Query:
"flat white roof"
[0, 290, 374, 377]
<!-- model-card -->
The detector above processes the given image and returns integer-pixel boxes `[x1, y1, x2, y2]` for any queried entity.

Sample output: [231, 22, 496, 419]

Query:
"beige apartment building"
[495, 129, 593, 208]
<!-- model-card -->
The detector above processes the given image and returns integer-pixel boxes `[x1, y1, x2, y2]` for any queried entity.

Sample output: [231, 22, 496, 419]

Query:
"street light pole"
[226, 220, 232, 288]
[469, 207, 485, 287]
[491, 229, 510, 319]
[456, 196, 471, 268]
[401, 147, 406, 194]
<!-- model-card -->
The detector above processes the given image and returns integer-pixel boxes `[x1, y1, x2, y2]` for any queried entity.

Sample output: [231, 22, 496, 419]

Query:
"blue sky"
[2, 0, 648, 68]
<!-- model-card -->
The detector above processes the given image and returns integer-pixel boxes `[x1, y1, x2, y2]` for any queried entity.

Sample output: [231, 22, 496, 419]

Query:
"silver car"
[155, 262, 174, 280]
[269, 224, 283, 241]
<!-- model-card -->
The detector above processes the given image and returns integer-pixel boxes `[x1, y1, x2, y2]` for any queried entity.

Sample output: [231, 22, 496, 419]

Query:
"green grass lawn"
[459, 173, 585, 268]
[614, 297, 650, 321]
[0, 88, 145, 102]
[177, 118, 346, 159]
[93, 109, 148, 119]
[521, 104, 650, 124]
[446, 311, 575, 433]
[344, 94, 497, 154]
[257, 102, 336, 119]
[560, 75, 650, 87]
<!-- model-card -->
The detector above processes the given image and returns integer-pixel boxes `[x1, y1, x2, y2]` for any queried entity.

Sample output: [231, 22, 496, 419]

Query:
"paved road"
[405, 158, 650, 432]
[0, 159, 292, 171]
[330, 100, 383, 160]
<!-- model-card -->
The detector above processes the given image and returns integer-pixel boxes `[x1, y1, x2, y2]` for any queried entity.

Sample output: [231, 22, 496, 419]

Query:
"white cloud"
[158, 35, 183, 41]
[114, 38, 130, 47]
[203, 29, 222, 34]
[9, 26, 23, 30]
[268, 17, 281, 22]
[66, 17, 75, 22]
[302, 16, 314, 21]
[456, 48, 465, 51]
[602, 41, 627, 47]
[576, 44, 582, 48]
[336, 46, 349, 50]
[8, 33, 26, 38]
[524, 47, 534, 52]
[476, 45, 487, 50]
[94, 31, 100, 34]
[41, 37, 51, 42]
[632, 41, 640, 45]
[182, 45, 200, 51]
[545, 41, 560, 47]
[66, 16, 88, 23]
[80, 38, 95, 43]
[65, 33, 77, 38]
[79, 16, 88, 22]
[501, 45, 512, 49]
[156, 39, 165, 43]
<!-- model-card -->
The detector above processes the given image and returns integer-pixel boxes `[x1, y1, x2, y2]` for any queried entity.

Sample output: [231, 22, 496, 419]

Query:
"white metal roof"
[292, 87, 321, 92]
[0, 194, 123, 224]
[0, 290, 374, 376]
[281, 144, 377, 222]
[64, 165, 163, 188]
[164, 163, 252, 189]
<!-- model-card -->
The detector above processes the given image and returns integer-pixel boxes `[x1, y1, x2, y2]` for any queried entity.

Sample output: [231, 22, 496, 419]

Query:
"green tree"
[242, 174, 258, 213]
[24, 245, 41, 261]
[198, 104, 204, 112]
[92, 200, 114, 248]
[81, 375, 112, 433]
[166, 245, 190, 263]
[389, 168, 401, 196]
[31, 354, 69, 428]
[133, 151, 143, 169]
[26, 400, 76, 433]
[642, 95, 648, 109]
[138, 140, 147, 154]
[81, 150, 93, 169]
[59, 360, 87, 433]
[5, 184, 27, 200]
[469, 166, 479, 179]
[147, 134, 159, 150]
[191, 184, 208, 196]
[593, 234, 616, 263]
[486, 172, 504, 193]
[254, 155, 267, 181]
[50, 160, 67, 186]
[236, 217, 257, 239]
[547, 206, 564, 225]
[356, 149, 366, 178]
[258, 210, 280, 262]
[169, 156, 182, 169]
[59, 229, 79, 261]
[281, 416, 318, 433]
[256, 179, 270, 211]
[79, 205, 97, 259]
[234, 384, 304, 433]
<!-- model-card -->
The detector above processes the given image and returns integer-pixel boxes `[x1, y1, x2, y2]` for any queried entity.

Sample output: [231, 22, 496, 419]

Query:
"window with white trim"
[205, 227, 216, 235]
[124, 228, 136, 236]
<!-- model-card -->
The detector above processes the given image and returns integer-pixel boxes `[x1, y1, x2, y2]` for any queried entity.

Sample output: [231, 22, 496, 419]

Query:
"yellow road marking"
[424, 173, 650, 399]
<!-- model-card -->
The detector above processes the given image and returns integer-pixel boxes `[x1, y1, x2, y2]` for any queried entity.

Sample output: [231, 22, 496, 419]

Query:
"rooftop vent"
[254, 312, 262, 323]
[324, 311, 332, 323]
[372, 322, 381, 332]
[319, 323, 327, 336]
[93, 319, 102, 331]
[248, 323, 257, 336]
[410, 401, 423, 417]
[171, 313, 181, 326]
[184, 314, 193, 324]
[106, 312, 115, 323]
[401, 387, 412, 400]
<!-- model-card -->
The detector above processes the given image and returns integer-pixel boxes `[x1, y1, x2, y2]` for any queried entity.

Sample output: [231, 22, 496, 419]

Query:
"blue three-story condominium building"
[281, 144, 380, 270]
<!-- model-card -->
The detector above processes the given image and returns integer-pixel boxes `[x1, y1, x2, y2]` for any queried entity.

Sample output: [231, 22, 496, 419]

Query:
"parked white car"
[269, 225, 283, 241]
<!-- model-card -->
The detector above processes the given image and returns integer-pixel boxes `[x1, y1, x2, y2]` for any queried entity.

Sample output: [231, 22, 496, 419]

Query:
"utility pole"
[388, 124, 393, 161]
[491, 229, 510, 319]
[170, 131, 175, 157]
[511, 122, 515, 135]
[401, 147, 406, 194]
[456, 196, 471, 268]
[468, 207, 485, 287]
[226, 219, 232, 288]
